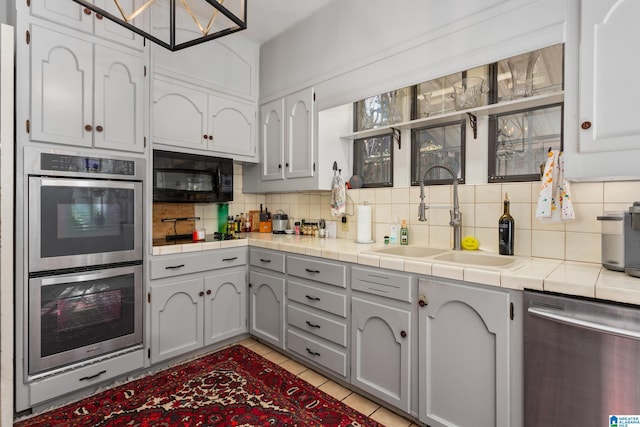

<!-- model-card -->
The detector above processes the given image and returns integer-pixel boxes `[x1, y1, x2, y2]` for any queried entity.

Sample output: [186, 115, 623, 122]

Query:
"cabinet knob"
[418, 293, 428, 307]
[203, 134, 208, 140]
[95, 125, 103, 133]
[206, 289, 211, 295]
[84, 124, 93, 132]
[581, 121, 592, 130]
[83, 8, 92, 15]
[278, 164, 282, 169]
[208, 135, 213, 140]
[286, 163, 289, 167]
[400, 330, 407, 338]
[199, 291, 204, 297]
[95, 13, 103, 20]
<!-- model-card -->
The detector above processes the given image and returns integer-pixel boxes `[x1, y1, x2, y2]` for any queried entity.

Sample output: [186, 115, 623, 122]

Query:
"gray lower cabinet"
[248, 248, 287, 349]
[350, 266, 415, 414]
[285, 255, 349, 378]
[148, 249, 247, 364]
[418, 277, 522, 427]
[249, 270, 286, 349]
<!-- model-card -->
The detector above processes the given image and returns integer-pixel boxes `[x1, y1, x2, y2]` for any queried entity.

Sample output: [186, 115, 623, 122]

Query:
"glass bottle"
[498, 193, 515, 255]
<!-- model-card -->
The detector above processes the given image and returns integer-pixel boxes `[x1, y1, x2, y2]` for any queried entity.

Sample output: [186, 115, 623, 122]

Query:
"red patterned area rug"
[15, 344, 385, 427]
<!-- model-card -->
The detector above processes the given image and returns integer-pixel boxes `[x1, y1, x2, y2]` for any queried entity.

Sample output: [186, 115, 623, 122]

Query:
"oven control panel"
[41, 153, 136, 176]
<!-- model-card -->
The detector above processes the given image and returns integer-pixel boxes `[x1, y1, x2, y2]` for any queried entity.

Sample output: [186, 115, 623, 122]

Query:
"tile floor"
[237, 338, 421, 427]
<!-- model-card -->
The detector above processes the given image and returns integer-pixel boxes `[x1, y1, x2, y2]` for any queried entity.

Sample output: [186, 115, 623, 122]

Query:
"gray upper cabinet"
[21, 24, 144, 152]
[29, 0, 145, 50]
[152, 76, 257, 162]
[418, 277, 517, 427]
[260, 98, 285, 181]
[285, 88, 315, 179]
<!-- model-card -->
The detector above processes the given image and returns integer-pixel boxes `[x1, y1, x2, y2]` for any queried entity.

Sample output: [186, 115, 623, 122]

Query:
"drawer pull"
[222, 257, 238, 262]
[165, 264, 185, 270]
[306, 321, 321, 329]
[79, 370, 106, 381]
[368, 274, 389, 280]
[259, 258, 272, 263]
[305, 268, 320, 274]
[305, 295, 321, 301]
[306, 348, 321, 357]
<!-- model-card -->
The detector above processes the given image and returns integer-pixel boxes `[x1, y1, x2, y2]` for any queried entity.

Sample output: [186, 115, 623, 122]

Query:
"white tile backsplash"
[233, 162, 639, 263]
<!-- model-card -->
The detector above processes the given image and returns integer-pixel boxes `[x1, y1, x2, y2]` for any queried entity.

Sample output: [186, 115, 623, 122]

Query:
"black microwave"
[153, 150, 233, 203]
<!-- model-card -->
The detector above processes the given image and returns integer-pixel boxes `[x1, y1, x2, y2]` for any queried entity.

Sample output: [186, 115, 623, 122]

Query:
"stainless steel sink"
[431, 251, 521, 269]
[368, 246, 448, 258]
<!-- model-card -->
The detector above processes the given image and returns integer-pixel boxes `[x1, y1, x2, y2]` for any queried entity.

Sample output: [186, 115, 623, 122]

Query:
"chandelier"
[71, 0, 247, 51]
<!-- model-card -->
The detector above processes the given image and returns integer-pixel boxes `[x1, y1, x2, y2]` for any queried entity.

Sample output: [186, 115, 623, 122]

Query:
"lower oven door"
[29, 264, 143, 376]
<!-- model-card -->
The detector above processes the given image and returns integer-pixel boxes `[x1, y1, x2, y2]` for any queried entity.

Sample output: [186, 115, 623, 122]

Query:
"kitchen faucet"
[418, 164, 462, 251]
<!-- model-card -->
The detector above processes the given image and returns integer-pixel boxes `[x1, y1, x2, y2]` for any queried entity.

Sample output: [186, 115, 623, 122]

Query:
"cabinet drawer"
[250, 248, 285, 273]
[287, 256, 346, 288]
[150, 248, 247, 279]
[287, 329, 348, 378]
[287, 280, 347, 318]
[351, 266, 413, 303]
[287, 303, 347, 347]
[29, 349, 144, 407]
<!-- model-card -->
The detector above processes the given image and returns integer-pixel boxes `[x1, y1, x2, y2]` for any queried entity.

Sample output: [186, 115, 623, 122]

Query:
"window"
[353, 134, 393, 188]
[354, 87, 411, 131]
[416, 66, 489, 118]
[411, 121, 465, 185]
[488, 104, 563, 182]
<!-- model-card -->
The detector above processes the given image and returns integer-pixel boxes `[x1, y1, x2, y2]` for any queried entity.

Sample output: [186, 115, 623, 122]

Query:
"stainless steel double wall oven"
[23, 147, 144, 376]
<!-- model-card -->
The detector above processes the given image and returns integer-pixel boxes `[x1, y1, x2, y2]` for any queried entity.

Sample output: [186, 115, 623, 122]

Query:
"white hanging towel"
[331, 174, 346, 217]
[535, 150, 575, 222]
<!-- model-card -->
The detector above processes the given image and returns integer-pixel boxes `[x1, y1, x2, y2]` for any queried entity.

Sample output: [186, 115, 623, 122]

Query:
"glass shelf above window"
[340, 91, 564, 141]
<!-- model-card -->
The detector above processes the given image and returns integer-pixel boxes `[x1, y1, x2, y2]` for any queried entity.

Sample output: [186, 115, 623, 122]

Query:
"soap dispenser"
[400, 219, 409, 245]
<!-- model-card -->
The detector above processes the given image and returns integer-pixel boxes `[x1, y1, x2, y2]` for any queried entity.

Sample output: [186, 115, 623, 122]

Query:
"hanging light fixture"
[71, 0, 247, 51]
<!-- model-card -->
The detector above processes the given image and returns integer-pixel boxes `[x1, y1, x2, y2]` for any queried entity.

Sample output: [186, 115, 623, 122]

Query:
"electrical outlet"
[341, 215, 348, 231]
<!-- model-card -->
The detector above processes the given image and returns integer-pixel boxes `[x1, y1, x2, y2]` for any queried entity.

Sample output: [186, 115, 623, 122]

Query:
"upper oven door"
[29, 177, 143, 272]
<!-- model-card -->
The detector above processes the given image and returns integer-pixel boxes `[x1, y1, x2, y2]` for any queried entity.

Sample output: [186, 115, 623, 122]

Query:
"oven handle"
[528, 306, 640, 341]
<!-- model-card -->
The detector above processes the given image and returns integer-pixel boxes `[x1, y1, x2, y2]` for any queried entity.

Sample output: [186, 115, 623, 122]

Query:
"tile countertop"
[152, 232, 640, 306]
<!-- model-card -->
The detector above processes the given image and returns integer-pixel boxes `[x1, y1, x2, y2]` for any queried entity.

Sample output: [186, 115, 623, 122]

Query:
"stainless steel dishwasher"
[524, 291, 640, 427]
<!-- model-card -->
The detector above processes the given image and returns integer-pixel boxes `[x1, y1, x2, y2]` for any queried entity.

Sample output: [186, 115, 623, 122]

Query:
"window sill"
[340, 91, 564, 141]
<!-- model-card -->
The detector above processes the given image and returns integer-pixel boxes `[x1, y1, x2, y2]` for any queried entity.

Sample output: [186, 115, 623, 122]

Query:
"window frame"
[488, 102, 564, 183]
[353, 133, 395, 188]
[410, 120, 466, 186]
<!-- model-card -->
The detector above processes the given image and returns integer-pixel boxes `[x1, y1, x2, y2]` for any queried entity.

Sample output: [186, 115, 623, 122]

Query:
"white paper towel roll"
[356, 205, 373, 243]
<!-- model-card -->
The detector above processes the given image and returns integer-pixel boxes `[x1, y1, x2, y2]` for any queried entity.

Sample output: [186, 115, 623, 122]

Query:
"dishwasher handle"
[528, 306, 640, 341]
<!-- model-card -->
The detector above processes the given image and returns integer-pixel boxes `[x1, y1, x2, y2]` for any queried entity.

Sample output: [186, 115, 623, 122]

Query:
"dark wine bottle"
[498, 193, 514, 255]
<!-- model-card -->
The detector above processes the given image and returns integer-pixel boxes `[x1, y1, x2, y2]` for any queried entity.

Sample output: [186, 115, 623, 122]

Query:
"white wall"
[259, 0, 567, 110]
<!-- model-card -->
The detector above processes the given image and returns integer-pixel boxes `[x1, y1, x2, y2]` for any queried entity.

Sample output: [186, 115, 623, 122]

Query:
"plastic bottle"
[499, 193, 515, 255]
[390, 216, 399, 244]
[400, 219, 409, 245]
